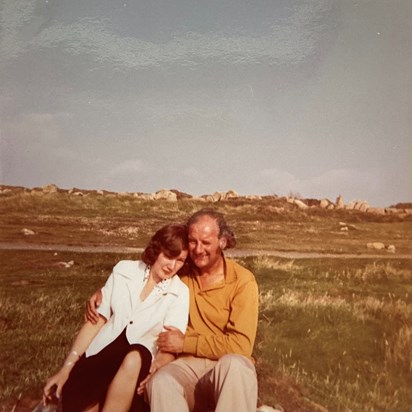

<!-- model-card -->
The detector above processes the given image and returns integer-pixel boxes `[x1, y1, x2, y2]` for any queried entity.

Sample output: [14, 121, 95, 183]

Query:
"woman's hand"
[136, 350, 176, 396]
[85, 289, 103, 324]
[42, 368, 70, 405]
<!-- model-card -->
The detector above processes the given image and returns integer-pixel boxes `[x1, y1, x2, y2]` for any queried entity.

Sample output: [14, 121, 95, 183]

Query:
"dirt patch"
[0, 242, 410, 259]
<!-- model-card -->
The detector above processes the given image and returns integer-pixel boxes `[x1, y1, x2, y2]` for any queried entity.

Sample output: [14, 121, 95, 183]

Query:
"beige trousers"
[146, 354, 257, 412]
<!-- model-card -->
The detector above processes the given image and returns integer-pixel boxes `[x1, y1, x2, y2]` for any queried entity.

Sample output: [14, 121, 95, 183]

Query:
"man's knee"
[217, 354, 256, 374]
[147, 362, 176, 393]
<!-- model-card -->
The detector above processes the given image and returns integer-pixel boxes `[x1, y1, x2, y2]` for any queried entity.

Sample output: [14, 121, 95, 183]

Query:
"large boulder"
[320, 199, 333, 209]
[43, 184, 58, 194]
[154, 190, 177, 201]
[336, 195, 344, 209]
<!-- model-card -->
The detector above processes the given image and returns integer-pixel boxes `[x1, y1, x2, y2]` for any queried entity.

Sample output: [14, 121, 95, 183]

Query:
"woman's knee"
[120, 350, 142, 375]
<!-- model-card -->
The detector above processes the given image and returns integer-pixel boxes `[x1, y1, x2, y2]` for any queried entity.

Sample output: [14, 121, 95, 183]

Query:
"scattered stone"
[367, 242, 385, 250]
[22, 228, 35, 236]
[55, 260, 74, 268]
[256, 405, 283, 412]
[387, 245, 396, 253]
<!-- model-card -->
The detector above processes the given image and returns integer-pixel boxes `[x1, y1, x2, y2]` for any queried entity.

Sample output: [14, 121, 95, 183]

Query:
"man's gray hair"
[187, 208, 236, 249]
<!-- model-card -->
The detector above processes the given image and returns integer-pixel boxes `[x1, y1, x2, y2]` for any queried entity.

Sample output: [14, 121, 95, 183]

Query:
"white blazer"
[86, 260, 189, 358]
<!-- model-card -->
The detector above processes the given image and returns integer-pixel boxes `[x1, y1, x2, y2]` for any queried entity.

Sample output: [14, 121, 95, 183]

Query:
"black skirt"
[61, 329, 152, 412]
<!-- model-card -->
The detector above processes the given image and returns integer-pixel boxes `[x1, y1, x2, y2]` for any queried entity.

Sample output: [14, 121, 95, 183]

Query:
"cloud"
[2, 0, 333, 68]
[0, 0, 36, 57]
[3, 112, 64, 147]
[108, 159, 147, 177]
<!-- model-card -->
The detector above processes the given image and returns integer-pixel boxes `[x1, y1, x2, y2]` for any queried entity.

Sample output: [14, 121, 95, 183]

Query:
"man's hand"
[157, 326, 185, 354]
[85, 289, 102, 324]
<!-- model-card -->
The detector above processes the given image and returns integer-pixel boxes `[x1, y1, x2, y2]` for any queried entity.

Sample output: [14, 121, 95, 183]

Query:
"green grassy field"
[0, 250, 411, 412]
[0, 189, 411, 411]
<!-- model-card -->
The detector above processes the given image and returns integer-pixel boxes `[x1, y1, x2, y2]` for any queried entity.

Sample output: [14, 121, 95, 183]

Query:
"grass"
[1, 191, 411, 255]
[243, 256, 412, 412]
[0, 251, 411, 412]
[0, 189, 411, 411]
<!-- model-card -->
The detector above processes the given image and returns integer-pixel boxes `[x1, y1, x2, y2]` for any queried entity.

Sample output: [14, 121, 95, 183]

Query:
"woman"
[43, 224, 189, 412]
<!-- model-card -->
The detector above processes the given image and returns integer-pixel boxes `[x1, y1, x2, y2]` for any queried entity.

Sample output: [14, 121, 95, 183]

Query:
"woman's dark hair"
[141, 224, 188, 265]
[186, 208, 236, 249]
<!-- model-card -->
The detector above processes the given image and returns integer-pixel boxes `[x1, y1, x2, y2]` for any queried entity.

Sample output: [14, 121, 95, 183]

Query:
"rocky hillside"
[1, 184, 411, 220]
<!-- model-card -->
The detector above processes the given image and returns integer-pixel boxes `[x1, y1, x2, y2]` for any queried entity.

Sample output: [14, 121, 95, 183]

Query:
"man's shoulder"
[225, 257, 256, 283]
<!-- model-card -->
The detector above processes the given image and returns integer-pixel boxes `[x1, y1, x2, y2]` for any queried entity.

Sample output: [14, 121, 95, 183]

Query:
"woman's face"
[150, 249, 188, 283]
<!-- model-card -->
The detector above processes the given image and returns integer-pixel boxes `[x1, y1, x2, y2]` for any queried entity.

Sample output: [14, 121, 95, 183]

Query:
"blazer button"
[129, 321, 133, 324]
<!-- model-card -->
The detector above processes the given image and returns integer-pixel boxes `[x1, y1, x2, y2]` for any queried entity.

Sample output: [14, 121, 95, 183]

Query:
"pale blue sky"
[1, 0, 411, 207]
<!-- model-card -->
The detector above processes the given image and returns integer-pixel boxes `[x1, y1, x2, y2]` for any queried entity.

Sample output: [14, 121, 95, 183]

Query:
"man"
[87, 208, 259, 412]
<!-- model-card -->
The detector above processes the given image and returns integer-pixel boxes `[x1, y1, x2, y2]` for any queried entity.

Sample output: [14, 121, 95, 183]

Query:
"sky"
[0, 0, 411, 207]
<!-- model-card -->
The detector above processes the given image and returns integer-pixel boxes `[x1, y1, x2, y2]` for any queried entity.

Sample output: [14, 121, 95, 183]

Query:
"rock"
[359, 202, 369, 212]
[43, 184, 58, 194]
[55, 260, 74, 268]
[22, 228, 35, 236]
[336, 195, 344, 209]
[352, 200, 369, 212]
[367, 207, 386, 215]
[343, 222, 358, 230]
[154, 190, 177, 201]
[256, 406, 283, 412]
[211, 192, 224, 202]
[319, 199, 332, 209]
[367, 242, 385, 250]
[385, 208, 400, 214]
[293, 199, 309, 209]
[208, 190, 240, 202]
[387, 245, 396, 253]
[345, 200, 356, 210]
[225, 189, 239, 199]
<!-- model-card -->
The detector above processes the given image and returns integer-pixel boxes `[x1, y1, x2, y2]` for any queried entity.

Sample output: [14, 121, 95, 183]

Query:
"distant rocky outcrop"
[1, 184, 411, 220]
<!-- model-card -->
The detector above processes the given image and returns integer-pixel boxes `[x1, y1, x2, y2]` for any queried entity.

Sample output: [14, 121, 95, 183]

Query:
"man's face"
[188, 216, 224, 271]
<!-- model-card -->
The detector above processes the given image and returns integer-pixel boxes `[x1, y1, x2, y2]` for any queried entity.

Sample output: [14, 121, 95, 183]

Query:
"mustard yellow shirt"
[180, 257, 259, 360]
